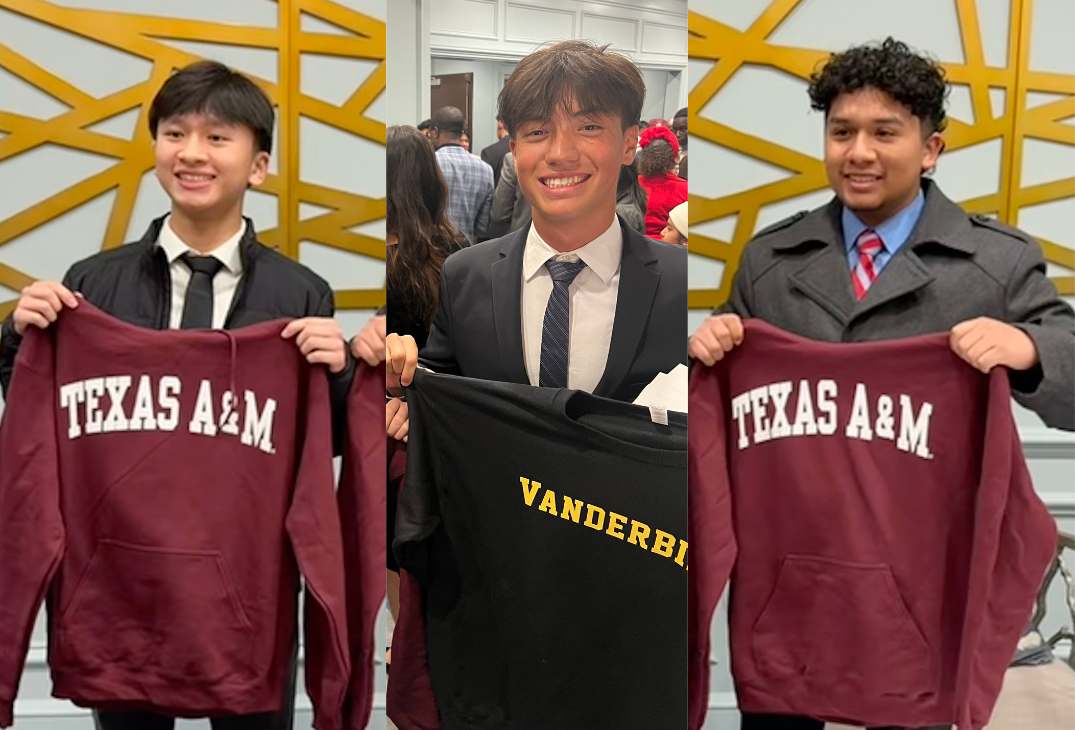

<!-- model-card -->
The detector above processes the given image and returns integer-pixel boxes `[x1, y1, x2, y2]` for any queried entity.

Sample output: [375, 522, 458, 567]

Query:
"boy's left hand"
[282, 317, 348, 373]
[949, 317, 1039, 373]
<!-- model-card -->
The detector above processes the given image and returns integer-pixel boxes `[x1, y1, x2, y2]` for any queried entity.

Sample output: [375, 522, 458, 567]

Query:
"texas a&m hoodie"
[689, 321, 1056, 730]
[0, 303, 349, 728]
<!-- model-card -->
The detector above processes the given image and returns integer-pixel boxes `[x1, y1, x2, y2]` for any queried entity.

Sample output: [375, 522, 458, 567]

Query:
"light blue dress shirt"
[842, 190, 926, 275]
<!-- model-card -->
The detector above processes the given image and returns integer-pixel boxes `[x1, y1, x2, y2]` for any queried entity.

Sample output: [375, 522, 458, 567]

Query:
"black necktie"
[179, 254, 225, 329]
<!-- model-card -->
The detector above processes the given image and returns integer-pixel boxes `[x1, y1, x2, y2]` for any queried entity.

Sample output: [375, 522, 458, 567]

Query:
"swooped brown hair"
[497, 40, 645, 136]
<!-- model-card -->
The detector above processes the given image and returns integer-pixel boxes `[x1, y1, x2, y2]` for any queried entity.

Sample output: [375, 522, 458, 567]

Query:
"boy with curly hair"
[689, 37, 1074, 730]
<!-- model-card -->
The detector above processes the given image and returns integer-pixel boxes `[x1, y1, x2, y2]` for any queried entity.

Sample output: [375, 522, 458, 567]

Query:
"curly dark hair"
[807, 37, 948, 134]
[638, 139, 676, 178]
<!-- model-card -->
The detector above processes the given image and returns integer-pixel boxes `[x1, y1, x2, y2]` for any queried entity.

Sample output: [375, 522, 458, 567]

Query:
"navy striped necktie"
[539, 259, 587, 388]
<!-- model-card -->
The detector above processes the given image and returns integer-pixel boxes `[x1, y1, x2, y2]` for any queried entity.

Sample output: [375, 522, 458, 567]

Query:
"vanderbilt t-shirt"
[394, 370, 687, 730]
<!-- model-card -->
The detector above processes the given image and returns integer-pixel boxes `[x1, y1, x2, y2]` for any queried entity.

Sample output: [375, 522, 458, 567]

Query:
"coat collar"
[138, 214, 264, 268]
[771, 179, 979, 255]
[778, 180, 979, 324]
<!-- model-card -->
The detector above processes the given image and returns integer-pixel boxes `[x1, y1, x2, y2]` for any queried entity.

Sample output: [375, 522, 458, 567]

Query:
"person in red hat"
[637, 125, 688, 239]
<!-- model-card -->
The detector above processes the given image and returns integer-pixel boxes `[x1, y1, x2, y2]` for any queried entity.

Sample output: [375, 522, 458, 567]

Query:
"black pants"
[741, 713, 951, 730]
[94, 634, 299, 730]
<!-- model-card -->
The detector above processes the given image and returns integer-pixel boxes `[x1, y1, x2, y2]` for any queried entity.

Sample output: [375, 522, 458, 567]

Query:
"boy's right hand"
[13, 281, 79, 335]
[688, 314, 745, 366]
[387, 397, 408, 442]
[387, 333, 418, 396]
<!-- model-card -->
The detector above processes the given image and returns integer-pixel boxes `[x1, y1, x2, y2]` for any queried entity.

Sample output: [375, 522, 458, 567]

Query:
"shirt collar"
[842, 189, 926, 254]
[159, 216, 245, 274]
[522, 218, 622, 285]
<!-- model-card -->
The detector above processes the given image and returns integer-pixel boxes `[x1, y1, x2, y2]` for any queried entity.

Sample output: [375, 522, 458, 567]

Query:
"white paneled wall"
[388, 0, 687, 134]
[428, 0, 686, 66]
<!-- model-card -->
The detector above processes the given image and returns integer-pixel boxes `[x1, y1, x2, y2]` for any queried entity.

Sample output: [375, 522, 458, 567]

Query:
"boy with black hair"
[689, 37, 1074, 730]
[0, 59, 354, 730]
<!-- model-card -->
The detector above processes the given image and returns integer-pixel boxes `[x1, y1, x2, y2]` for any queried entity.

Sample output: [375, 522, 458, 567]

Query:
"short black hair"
[417, 119, 431, 131]
[808, 37, 948, 135]
[149, 60, 275, 154]
[431, 106, 465, 136]
[674, 107, 687, 119]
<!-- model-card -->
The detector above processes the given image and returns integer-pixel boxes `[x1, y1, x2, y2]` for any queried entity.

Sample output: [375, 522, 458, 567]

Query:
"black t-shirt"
[394, 370, 687, 729]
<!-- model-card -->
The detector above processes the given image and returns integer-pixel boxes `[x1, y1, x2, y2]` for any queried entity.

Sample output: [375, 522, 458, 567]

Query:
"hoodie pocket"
[59, 539, 255, 682]
[750, 554, 934, 699]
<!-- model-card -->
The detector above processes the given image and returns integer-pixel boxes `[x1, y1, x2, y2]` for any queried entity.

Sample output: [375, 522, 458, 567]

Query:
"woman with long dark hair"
[385, 125, 466, 678]
[386, 125, 467, 350]
[637, 125, 687, 240]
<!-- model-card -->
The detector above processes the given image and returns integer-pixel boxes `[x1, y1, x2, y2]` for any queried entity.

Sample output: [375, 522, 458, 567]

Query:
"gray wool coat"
[719, 179, 1075, 431]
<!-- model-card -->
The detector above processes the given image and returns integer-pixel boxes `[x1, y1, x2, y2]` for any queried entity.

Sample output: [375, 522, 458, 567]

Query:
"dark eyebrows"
[827, 115, 907, 127]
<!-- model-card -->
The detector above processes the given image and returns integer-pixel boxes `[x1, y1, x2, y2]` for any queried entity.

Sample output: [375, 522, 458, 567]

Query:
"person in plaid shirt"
[427, 106, 494, 245]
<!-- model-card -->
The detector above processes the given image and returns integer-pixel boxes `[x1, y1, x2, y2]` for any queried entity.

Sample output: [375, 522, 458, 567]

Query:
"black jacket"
[479, 135, 511, 188]
[419, 217, 687, 403]
[0, 216, 355, 446]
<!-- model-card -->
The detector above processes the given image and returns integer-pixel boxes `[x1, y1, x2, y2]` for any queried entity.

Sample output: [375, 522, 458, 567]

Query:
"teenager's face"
[510, 103, 637, 231]
[154, 113, 269, 221]
[824, 87, 943, 227]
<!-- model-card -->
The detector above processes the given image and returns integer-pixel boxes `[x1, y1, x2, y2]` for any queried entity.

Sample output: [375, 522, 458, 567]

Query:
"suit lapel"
[491, 231, 531, 385]
[594, 228, 660, 399]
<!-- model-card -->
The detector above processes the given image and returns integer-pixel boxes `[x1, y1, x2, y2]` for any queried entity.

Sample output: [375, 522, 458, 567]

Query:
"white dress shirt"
[158, 216, 245, 329]
[521, 218, 622, 393]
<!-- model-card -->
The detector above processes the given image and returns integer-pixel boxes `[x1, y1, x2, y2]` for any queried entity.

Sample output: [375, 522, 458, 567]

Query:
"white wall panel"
[425, 0, 687, 70]
[641, 20, 686, 56]
[505, 4, 575, 43]
[581, 13, 640, 52]
[430, 0, 498, 39]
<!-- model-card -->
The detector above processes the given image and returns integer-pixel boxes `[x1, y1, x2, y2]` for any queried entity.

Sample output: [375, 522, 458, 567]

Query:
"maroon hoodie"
[0, 303, 349, 729]
[689, 320, 1056, 730]
[338, 363, 387, 730]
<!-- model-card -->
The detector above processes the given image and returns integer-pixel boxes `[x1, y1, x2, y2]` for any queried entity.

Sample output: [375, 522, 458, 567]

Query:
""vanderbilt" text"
[519, 477, 687, 570]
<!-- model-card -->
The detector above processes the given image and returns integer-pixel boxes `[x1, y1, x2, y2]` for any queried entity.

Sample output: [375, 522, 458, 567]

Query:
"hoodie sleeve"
[285, 366, 351, 730]
[338, 363, 387, 730]
[687, 364, 737, 730]
[0, 327, 65, 728]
